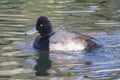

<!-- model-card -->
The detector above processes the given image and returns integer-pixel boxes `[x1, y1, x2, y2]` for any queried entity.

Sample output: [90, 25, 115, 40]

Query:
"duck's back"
[49, 30, 98, 51]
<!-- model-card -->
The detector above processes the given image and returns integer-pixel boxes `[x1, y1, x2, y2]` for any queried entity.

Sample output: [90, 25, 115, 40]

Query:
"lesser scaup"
[26, 16, 100, 51]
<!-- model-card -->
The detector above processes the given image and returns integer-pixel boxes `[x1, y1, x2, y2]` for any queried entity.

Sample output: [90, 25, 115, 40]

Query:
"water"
[0, 0, 120, 80]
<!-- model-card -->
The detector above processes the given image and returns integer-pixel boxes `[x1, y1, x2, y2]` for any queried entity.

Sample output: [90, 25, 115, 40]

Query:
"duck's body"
[26, 16, 100, 52]
[33, 29, 99, 51]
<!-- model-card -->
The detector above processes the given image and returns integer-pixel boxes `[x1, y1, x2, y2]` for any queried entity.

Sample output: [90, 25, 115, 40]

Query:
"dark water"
[0, 0, 120, 80]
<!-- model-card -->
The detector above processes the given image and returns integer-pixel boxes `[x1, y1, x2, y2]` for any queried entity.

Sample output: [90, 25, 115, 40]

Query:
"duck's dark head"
[26, 16, 53, 37]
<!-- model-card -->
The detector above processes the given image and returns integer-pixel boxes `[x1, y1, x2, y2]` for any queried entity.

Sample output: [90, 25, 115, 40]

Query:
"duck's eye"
[39, 24, 43, 27]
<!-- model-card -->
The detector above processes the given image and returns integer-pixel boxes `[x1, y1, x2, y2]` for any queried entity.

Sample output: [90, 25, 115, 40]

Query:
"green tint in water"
[0, 0, 120, 80]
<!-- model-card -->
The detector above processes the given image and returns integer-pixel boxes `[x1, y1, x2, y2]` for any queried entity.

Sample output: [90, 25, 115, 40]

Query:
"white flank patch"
[50, 41, 86, 51]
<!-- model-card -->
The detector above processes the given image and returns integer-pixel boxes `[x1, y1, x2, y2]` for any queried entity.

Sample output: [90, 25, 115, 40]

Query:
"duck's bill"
[25, 26, 37, 35]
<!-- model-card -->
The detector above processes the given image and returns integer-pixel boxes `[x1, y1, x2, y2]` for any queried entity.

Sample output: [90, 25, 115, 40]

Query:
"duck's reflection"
[34, 51, 51, 76]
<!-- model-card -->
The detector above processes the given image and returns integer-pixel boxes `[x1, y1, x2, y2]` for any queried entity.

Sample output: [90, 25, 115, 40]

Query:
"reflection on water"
[0, 0, 120, 80]
[34, 51, 51, 76]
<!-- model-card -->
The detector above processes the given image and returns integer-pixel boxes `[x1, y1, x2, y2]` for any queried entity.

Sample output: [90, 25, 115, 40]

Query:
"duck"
[26, 16, 100, 52]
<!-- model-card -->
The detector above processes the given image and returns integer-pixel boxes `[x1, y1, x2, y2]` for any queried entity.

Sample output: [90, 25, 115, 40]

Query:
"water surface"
[0, 0, 120, 80]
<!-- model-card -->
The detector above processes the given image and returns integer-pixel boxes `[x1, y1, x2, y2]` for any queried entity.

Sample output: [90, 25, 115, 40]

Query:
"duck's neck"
[41, 30, 54, 38]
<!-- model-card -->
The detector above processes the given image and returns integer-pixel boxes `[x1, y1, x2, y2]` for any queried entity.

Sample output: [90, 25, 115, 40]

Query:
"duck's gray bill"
[25, 26, 37, 35]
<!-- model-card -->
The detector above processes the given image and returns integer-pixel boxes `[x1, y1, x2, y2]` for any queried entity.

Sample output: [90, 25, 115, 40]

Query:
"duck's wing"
[70, 31, 94, 40]
[62, 30, 100, 50]
[50, 30, 93, 43]
[73, 32, 100, 49]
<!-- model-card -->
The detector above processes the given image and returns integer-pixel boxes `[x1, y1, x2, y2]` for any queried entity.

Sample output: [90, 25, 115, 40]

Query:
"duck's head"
[26, 16, 53, 37]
